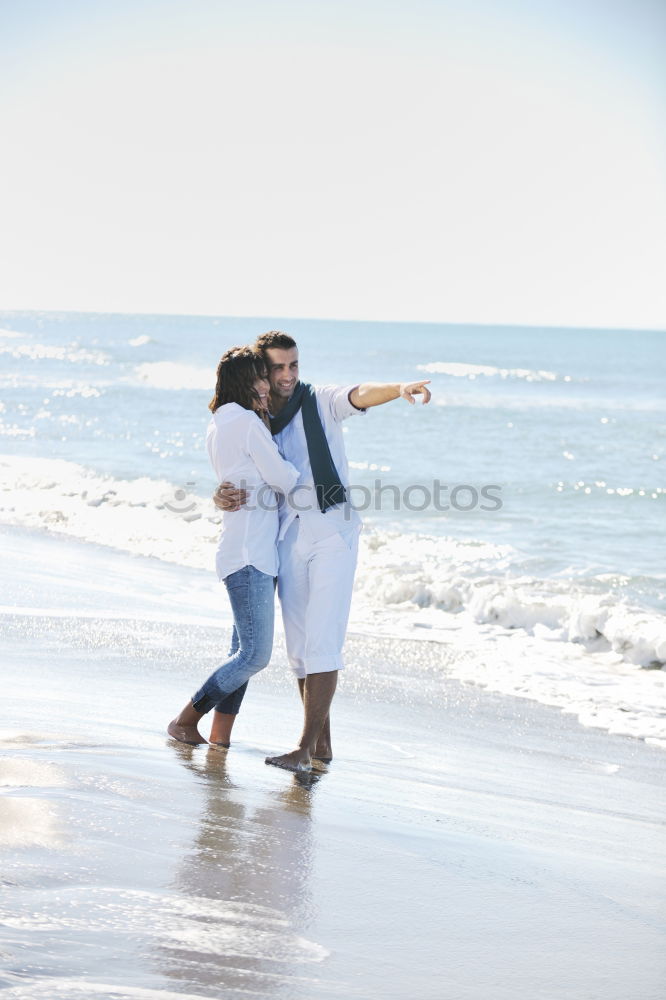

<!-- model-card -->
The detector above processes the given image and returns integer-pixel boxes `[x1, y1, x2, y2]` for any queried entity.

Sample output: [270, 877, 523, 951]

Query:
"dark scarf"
[270, 382, 346, 513]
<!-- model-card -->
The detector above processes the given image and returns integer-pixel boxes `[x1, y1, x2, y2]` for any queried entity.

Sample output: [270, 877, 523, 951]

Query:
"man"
[216, 330, 431, 772]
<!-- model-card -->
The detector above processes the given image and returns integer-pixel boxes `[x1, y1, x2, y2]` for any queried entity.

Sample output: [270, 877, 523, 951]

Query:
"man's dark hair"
[209, 346, 266, 413]
[254, 330, 297, 358]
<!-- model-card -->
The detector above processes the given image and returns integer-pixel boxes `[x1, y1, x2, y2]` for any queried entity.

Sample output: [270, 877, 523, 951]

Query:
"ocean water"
[1, 310, 665, 744]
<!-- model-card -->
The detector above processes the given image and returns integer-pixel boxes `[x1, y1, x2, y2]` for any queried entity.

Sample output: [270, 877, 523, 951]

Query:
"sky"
[0, 0, 664, 329]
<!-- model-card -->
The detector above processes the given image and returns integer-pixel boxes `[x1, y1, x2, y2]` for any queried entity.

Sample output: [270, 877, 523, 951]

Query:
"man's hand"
[399, 380, 431, 405]
[213, 481, 248, 512]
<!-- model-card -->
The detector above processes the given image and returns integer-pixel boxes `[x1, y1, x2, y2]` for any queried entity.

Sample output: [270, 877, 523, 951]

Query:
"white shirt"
[273, 384, 365, 543]
[206, 403, 299, 580]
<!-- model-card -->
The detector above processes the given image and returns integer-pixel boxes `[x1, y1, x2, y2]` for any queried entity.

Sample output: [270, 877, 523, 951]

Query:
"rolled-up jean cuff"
[215, 680, 248, 715]
[192, 692, 217, 714]
[193, 678, 249, 715]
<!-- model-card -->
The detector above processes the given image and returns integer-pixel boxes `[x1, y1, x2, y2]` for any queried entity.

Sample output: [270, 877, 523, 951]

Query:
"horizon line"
[0, 305, 664, 336]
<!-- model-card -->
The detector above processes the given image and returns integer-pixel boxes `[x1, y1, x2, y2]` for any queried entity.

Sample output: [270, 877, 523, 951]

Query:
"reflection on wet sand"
[0, 750, 67, 849]
[0, 797, 63, 850]
[158, 745, 330, 997]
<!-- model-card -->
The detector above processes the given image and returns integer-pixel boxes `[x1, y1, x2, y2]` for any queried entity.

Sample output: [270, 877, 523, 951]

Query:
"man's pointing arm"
[348, 380, 431, 409]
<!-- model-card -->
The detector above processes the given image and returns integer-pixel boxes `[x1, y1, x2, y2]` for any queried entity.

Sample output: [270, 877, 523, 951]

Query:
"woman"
[168, 346, 299, 746]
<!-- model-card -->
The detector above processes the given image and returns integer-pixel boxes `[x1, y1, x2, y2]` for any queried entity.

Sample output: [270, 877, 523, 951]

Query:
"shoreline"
[1, 520, 664, 750]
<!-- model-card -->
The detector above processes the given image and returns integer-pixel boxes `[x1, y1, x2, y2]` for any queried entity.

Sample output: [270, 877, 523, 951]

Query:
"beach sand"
[1, 526, 665, 999]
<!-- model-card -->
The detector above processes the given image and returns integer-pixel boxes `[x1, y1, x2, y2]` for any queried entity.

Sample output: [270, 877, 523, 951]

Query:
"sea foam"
[130, 362, 214, 391]
[1, 454, 664, 745]
[0, 341, 110, 366]
[417, 361, 564, 381]
[1, 453, 664, 666]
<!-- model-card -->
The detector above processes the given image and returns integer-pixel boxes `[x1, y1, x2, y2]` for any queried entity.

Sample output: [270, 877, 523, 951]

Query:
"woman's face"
[252, 373, 270, 412]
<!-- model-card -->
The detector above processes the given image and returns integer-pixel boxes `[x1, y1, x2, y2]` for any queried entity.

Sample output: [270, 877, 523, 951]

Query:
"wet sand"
[1, 526, 665, 999]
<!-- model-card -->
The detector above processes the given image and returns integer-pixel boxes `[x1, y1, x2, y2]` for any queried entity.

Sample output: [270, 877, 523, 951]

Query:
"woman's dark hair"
[209, 346, 267, 413]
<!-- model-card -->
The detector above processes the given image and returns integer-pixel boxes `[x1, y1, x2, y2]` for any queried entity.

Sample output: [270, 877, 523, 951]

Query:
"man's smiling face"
[265, 346, 299, 403]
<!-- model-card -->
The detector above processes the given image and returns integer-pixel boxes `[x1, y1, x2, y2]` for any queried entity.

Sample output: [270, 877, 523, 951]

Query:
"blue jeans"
[213, 625, 247, 715]
[191, 565, 275, 715]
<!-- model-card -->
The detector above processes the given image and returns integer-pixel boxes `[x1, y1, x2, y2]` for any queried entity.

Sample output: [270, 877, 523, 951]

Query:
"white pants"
[277, 518, 360, 678]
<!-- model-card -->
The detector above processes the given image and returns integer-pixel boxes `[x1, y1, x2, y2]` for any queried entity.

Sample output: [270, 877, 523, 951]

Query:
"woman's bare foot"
[265, 748, 312, 772]
[167, 702, 208, 746]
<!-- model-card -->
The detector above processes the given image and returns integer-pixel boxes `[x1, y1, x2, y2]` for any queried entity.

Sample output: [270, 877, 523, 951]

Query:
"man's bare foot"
[265, 748, 312, 772]
[210, 741, 230, 749]
[167, 719, 208, 745]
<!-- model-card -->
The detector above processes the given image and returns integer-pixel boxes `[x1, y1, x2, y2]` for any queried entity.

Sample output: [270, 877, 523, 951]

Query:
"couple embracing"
[168, 330, 431, 772]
